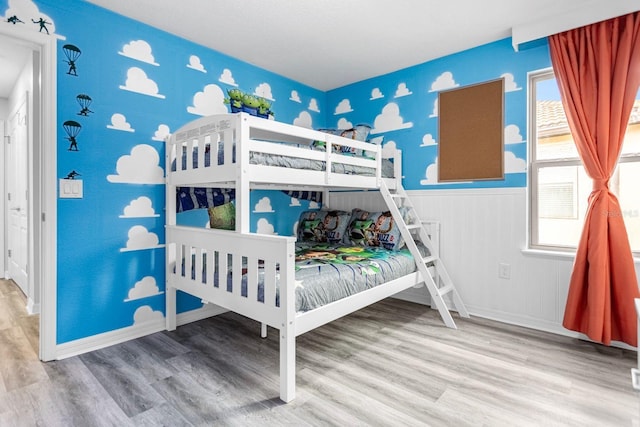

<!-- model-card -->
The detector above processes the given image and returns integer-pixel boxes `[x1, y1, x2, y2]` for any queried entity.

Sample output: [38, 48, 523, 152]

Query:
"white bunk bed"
[165, 112, 468, 402]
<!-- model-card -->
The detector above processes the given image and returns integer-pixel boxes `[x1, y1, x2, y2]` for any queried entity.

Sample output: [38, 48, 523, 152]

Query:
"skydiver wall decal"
[63, 120, 82, 151]
[76, 94, 94, 116]
[62, 44, 81, 76]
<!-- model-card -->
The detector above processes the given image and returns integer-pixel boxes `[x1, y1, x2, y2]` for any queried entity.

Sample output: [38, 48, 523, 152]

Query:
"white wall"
[330, 188, 640, 339]
[0, 98, 8, 118]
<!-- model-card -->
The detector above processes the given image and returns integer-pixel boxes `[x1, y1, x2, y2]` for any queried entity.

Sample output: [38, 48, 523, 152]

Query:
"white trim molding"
[512, 0, 640, 50]
[56, 304, 228, 360]
[0, 25, 58, 362]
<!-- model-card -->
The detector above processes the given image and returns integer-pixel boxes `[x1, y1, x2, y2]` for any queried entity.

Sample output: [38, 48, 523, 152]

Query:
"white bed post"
[165, 135, 177, 331]
[394, 149, 403, 189]
[261, 323, 268, 338]
[279, 240, 296, 402]
[166, 280, 177, 331]
[237, 114, 251, 233]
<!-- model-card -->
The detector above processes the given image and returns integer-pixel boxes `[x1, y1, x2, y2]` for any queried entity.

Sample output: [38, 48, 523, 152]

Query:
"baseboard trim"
[465, 305, 636, 350]
[55, 304, 228, 360]
[26, 297, 40, 315]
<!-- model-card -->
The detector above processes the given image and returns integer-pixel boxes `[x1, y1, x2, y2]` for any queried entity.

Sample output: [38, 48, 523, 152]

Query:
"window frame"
[528, 68, 640, 255]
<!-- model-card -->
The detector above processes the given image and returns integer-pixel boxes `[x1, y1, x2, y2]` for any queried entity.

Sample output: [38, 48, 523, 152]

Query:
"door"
[6, 95, 29, 296]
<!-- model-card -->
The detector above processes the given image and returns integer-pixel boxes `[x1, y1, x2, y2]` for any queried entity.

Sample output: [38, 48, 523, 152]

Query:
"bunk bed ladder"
[380, 181, 469, 328]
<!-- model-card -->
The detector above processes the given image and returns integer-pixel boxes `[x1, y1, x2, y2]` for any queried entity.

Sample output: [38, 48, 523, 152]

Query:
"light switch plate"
[59, 179, 83, 198]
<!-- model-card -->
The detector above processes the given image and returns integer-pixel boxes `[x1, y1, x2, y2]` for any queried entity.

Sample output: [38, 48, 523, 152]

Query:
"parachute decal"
[63, 120, 82, 151]
[62, 44, 81, 76]
[76, 94, 93, 116]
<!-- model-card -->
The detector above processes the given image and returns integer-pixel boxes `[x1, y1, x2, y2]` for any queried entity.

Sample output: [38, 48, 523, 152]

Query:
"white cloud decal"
[289, 90, 301, 103]
[420, 134, 437, 147]
[429, 71, 459, 92]
[186, 55, 206, 73]
[119, 67, 165, 99]
[257, 218, 276, 235]
[289, 197, 301, 207]
[106, 113, 135, 132]
[118, 40, 158, 66]
[152, 124, 170, 141]
[120, 225, 164, 252]
[370, 103, 413, 134]
[337, 118, 353, 129]
[254, 83, 274, 101]
[429, 99, 439, 118]
[505, 151, 527, 173]
[254, 197, 274, 213]
[293, 111, 313, 128]
[308, 98, 320, 113]
[505, 124, 524, 144]
[334, 99, 353, 115]
[107, 144, 164, 184]
[420, 158, 471, 185]
[370, 88, 384, 100]
[394, 83, 412, 98]
[125, 276, 163, 302]
[187, 84, 227, 116]
[119, 196, 159, 218]
[218, 68, 237, 86]
[133, 305, 164, 325]
[501, 73, 521, 92]
[420, 159, 439, 185]
[308, 201, 319, 209]
[3, 0, 57, 34]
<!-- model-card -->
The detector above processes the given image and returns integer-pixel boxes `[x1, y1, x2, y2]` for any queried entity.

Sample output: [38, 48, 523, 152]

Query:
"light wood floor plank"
[1, 278, 639, 426]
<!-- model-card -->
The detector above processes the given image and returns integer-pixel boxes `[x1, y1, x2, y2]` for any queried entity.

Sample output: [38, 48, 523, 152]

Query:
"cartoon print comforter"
[182, 243, 428, 313]
[292, 243, 426, 312]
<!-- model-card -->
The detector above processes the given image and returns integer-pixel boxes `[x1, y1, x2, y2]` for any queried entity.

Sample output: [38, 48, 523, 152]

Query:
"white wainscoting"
[329, 188, 640, 339]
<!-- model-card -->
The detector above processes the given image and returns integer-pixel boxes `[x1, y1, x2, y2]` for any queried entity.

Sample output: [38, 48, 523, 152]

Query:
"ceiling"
[0, 1, 631, 99]
[86, 0, 596, 91]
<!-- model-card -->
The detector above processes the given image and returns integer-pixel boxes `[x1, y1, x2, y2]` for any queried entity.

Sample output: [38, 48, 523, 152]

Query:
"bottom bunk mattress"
[293, 243, 422, 312]
[181, 243, 427, 313]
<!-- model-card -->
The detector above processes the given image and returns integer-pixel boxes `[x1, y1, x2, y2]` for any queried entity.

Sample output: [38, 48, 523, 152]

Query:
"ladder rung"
[406, 223, 421, 230]
[438, 284, 454, 296]
[422, 255, 437, 264]
[390, 193, 407, 199]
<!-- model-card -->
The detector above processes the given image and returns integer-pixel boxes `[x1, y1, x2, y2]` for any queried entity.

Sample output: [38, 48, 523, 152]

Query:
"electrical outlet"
[498, 263, 511, 279]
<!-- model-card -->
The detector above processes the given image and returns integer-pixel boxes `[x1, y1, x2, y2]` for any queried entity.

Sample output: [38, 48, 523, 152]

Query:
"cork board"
[438, 78, 504, 182]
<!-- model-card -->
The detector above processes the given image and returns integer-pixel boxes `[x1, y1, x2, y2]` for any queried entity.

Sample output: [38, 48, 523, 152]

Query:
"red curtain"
[549, 12, 640, 346]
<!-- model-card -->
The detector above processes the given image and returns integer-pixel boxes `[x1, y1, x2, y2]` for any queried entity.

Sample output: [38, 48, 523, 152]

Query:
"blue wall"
[2, 0, 326, 343]
[326, 38, 551, 190]
[1, 0, 552, 344]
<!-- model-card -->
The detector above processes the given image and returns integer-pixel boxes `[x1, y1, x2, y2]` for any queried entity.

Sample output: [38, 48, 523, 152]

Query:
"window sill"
[521, 248, 576, 261]
[522, 248, 640, 265]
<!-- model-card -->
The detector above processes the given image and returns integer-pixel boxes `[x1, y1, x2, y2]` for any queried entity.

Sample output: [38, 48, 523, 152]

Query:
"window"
[529, 69, 640, 253]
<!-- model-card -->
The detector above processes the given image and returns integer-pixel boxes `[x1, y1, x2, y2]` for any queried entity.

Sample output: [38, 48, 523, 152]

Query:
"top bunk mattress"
[167, 113, 397, 189]
[172, 142, 395, 178]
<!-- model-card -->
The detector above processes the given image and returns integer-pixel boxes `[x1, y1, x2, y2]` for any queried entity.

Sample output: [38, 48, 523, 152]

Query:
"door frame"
[0, 25, 57, 361]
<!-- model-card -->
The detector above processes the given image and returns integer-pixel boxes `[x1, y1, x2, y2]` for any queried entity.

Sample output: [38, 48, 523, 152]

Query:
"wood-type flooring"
[1, 278, 639, 426]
